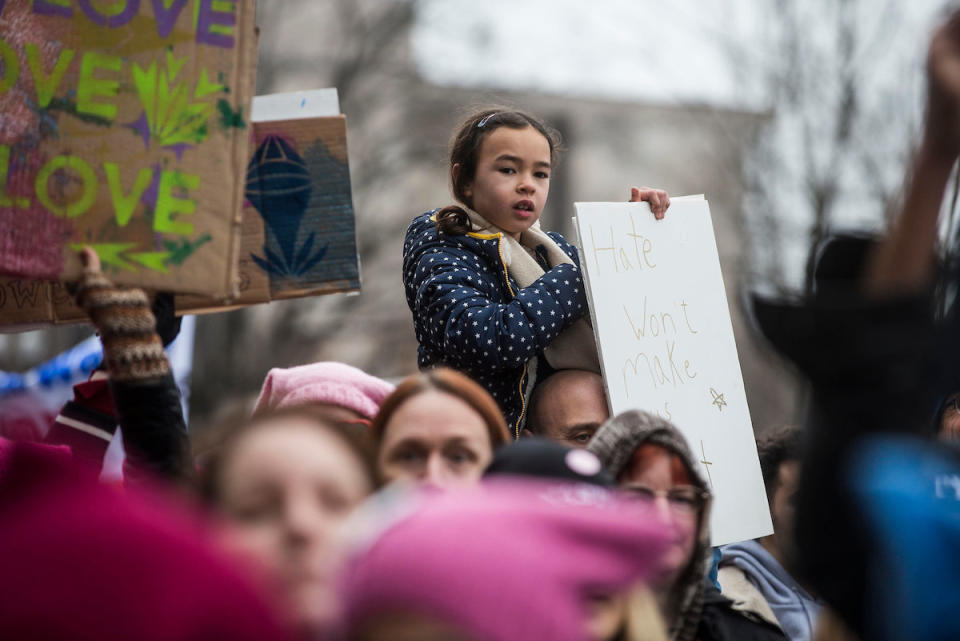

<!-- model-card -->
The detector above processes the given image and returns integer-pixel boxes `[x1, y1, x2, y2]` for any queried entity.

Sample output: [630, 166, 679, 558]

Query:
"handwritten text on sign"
[0, 0, 254, 293]
[574, 199, 771, 546]
[0, 0, 239, 235]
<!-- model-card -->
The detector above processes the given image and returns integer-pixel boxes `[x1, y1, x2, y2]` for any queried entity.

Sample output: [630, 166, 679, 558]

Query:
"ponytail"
[435, 205, 475, 236]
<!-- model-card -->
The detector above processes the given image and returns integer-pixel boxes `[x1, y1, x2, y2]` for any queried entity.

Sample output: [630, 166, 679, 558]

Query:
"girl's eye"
[498, 167, 516, 174]
[535, 171, 550, 179]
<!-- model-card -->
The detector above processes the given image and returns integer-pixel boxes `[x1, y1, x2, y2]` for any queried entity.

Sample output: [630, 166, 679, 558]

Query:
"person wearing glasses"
[589, 410, 785, 641]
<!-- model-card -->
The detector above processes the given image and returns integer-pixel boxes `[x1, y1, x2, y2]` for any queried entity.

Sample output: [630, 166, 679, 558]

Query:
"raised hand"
[925, 11, 960, 159]
[630, 186, 671, 220]
[866, 9, 960, 293]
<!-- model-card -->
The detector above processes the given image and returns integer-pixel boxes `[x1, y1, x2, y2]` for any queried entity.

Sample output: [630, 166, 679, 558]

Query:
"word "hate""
[586, 212, 656, 274]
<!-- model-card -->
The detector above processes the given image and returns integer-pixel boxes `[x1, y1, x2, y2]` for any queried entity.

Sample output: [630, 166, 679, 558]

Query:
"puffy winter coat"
[402, 210, 590, 436]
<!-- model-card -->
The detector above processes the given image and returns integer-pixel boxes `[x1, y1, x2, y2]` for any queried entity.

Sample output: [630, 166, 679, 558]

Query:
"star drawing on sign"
[709, 388, 727, 412]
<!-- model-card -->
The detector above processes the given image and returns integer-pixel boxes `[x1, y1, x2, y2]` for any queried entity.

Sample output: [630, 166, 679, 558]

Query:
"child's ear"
[453, 163, 472, 199]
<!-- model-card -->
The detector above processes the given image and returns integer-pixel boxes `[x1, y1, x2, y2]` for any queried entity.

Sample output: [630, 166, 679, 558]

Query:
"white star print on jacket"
[402, 210, 591, 437]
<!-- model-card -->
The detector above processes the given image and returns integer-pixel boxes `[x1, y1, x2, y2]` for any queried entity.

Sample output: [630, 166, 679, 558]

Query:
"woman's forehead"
[624, 443, 692, 485]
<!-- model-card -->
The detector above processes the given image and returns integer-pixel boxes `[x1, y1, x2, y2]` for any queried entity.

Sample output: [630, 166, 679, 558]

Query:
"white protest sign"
[573, 198, 772, 546]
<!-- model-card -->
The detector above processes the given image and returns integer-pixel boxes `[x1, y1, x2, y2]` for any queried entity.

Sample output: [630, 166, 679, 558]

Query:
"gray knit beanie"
[588, 410, 708, 490]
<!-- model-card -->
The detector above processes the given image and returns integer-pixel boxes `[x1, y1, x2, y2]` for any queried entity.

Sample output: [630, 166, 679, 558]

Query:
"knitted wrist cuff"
[75, 272, 170, 382]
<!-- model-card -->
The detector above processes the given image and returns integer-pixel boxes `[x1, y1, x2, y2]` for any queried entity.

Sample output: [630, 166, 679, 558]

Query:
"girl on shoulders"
[402, 108, 669, 437]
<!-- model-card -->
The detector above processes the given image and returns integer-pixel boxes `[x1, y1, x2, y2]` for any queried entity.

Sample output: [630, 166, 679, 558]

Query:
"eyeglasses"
[621, 484, 708, 515]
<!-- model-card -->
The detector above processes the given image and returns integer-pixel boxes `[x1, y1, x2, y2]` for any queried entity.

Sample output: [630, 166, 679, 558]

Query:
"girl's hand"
[630, 187, 671, 220]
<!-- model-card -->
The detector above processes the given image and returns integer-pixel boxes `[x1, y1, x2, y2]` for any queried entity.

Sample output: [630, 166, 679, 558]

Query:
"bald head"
[525, 370, 610, 448]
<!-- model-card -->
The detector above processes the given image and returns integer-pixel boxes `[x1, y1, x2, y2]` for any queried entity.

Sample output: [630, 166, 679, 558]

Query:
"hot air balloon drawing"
[246, 135, 328, 277]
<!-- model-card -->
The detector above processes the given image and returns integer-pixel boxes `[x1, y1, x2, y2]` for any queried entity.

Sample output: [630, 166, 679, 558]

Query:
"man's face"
[527, 371, 610, 448]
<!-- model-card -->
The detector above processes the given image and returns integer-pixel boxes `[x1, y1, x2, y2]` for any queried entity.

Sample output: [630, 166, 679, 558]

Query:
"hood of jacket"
[721, 540, 820, 641]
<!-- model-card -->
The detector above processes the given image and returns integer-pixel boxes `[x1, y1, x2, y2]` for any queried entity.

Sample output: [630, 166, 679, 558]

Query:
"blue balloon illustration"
[246, 136, 326, 277]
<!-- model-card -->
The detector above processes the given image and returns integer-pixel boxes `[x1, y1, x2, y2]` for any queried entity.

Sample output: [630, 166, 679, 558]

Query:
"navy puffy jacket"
[402, 210, 591, 437]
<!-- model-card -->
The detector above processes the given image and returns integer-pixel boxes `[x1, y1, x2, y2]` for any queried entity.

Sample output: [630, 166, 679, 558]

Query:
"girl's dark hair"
[436, 108, 563, 235]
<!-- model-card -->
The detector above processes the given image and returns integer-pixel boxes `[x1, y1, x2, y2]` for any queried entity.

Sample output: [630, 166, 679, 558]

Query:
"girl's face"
[460, 125, 552, 239]
[378, 390, 494, 489]
[618, 444, 701, 589]
[217, 418, 372, 635]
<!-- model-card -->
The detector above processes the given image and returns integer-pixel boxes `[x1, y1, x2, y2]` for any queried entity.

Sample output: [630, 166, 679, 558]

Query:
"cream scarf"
[465, 209, 601, 373]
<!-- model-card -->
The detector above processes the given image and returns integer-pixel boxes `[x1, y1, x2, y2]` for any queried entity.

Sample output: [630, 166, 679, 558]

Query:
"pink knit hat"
[341, 479, 672, 641]
[0, 439, 292, 641]
[253, 362, 394, 419]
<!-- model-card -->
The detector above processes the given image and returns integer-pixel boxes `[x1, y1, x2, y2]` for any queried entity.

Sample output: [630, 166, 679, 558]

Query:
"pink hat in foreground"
[253, 362, 394, 419]
[341, 479, 672, 641]
[0, 439, 291, 641]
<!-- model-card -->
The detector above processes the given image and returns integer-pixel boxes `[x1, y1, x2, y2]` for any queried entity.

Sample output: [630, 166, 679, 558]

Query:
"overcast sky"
[412, 0, 954, 288]
[413, 0, 948, 112]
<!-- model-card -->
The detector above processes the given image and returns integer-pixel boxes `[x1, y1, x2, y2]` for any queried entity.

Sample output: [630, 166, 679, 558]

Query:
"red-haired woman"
[371, 367, 510, 489]
[589, 411, 786, 641]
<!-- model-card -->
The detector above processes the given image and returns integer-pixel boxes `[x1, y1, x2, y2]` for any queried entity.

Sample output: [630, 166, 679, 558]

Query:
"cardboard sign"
[250, 88, 340, 121]
[573, 198, 772, 546]
[0, 0, 257, 296]
[0, 90, 361, 329]
[245, 116, 360, 295]
[177, 88, 360, 310]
